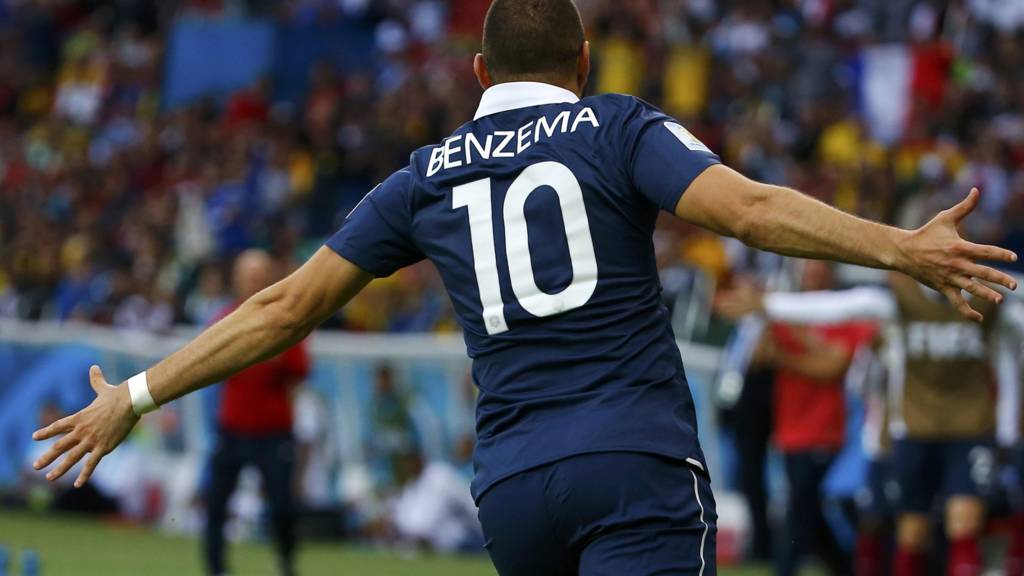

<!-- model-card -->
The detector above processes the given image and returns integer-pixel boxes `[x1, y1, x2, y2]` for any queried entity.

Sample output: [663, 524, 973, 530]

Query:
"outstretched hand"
[899, 188, 1018, 321]
[32, 365, 139, 488]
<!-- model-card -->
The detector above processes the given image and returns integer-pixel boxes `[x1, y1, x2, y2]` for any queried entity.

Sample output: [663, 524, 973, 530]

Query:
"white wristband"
[127, 372, 158, 416]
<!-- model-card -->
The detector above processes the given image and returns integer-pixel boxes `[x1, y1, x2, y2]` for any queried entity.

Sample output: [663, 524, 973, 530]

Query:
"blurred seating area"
[0, 318, 487, 548]
[2, 0, 1022, 334]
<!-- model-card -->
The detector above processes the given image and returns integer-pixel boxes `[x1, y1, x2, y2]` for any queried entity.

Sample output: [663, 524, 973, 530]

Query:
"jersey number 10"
[453, 161, 599, 335]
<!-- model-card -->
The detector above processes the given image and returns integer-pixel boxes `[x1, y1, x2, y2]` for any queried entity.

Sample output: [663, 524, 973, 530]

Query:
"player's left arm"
[676, 164, 1018, 321]
[32, 248, 372, 487]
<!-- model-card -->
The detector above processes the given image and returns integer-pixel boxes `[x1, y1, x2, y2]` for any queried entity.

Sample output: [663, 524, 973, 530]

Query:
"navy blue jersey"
[327, 82, 721, 500]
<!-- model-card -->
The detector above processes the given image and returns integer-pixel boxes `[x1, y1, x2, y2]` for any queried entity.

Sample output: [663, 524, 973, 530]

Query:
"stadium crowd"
[5, 0, 1024, 574]
[2, 0, 1023, 333]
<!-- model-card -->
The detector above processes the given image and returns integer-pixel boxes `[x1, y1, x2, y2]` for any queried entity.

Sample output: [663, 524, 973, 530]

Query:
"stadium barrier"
[0, 320, 725, 520]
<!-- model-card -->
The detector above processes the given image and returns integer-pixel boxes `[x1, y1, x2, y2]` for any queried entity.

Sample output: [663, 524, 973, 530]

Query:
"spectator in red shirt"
[204, 249, 310, 576]
[764, 261, 877, 576]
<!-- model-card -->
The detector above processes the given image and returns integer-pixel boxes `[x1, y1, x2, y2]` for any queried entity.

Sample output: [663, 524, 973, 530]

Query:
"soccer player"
[204, 250, 310, 576]
[759, 261, 877, 576]
[717, 274, 1024, 576]
[31, 1, 1018, 574]
[851, 331, 896, 576]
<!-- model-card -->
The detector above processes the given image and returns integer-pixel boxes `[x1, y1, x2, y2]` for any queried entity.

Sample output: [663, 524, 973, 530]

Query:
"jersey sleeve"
[623, 98, 721, 212]
[325, 167, 425, 277]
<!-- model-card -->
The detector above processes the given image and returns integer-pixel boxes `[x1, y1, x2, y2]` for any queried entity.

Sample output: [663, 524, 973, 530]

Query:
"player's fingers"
[32, 414, 75, 441]
[32, 433, 80, 470]
[956, 241, 1019, 266]
[945, 188, 980, 223]
[942, 286, 983, 323]
[46, 444, 89, 482]
[956, 261, 1018, 291]
[74, 452, 104, 489]
[953, 275, 1003, 305]
[88, 364, 107, 395]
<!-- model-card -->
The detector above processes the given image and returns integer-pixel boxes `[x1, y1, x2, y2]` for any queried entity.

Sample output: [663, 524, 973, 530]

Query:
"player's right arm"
[675, 165, 1017, 321]
[31, 248, 373, 487]
[33, 168, 423, 488]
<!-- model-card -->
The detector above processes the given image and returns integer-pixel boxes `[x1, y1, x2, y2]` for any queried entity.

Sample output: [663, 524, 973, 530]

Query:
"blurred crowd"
[2, 0, 1023, 335]
[4, 0, 1024, 572]
[20, 355, 483, 560]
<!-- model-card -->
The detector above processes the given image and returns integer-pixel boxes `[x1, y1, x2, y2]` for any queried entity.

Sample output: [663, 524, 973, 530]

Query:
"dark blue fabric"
[892, 439, 997, 513]
[204, 431, 296, 575]
[327, 93, 720, 500]
[778, 451, 851, 576]
[1013, 445, 1024, 501]
[856, 457, 896, 516]
[476, 452, 717, 576]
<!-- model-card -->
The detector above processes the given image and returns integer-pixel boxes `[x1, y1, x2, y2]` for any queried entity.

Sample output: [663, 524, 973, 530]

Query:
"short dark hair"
[482, 0, 585, 83]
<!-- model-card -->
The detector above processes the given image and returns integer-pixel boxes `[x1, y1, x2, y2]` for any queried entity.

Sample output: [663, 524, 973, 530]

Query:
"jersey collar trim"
[474, 82, 580, 120]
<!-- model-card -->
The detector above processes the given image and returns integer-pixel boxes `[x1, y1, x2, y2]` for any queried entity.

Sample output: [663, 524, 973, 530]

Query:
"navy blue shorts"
[892, 439, 996, 514]
[477, 451, 717, 576]
[855, 458, 897, 517]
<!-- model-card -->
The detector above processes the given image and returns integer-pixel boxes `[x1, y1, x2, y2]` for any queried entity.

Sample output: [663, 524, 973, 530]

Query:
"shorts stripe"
[691, 468, 708, 576]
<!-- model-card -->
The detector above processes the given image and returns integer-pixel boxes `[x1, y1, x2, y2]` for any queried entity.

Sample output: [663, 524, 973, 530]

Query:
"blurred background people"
[2, 1, 1024, 335]
[723, 262, 877, 576]
[1, 0, 1024, 573]
[385, 445, 483, 554]
[22, 402, 120, 516]
[849, 332, 897, 576]
[769, 262, 875, 576]
[721, 271, 1024, 576]
[716, 278, 776, 563]
[1003, 299, 1024, 576]
[204, 249, 310, 576]
[369, 364, 419, 488]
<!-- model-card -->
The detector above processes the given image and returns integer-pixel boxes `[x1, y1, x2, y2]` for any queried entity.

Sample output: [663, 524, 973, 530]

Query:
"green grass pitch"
[0, 511, 780, 575]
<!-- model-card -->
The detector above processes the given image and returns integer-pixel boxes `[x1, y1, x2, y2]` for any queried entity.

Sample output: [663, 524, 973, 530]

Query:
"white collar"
[474, 82, 580, 120]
